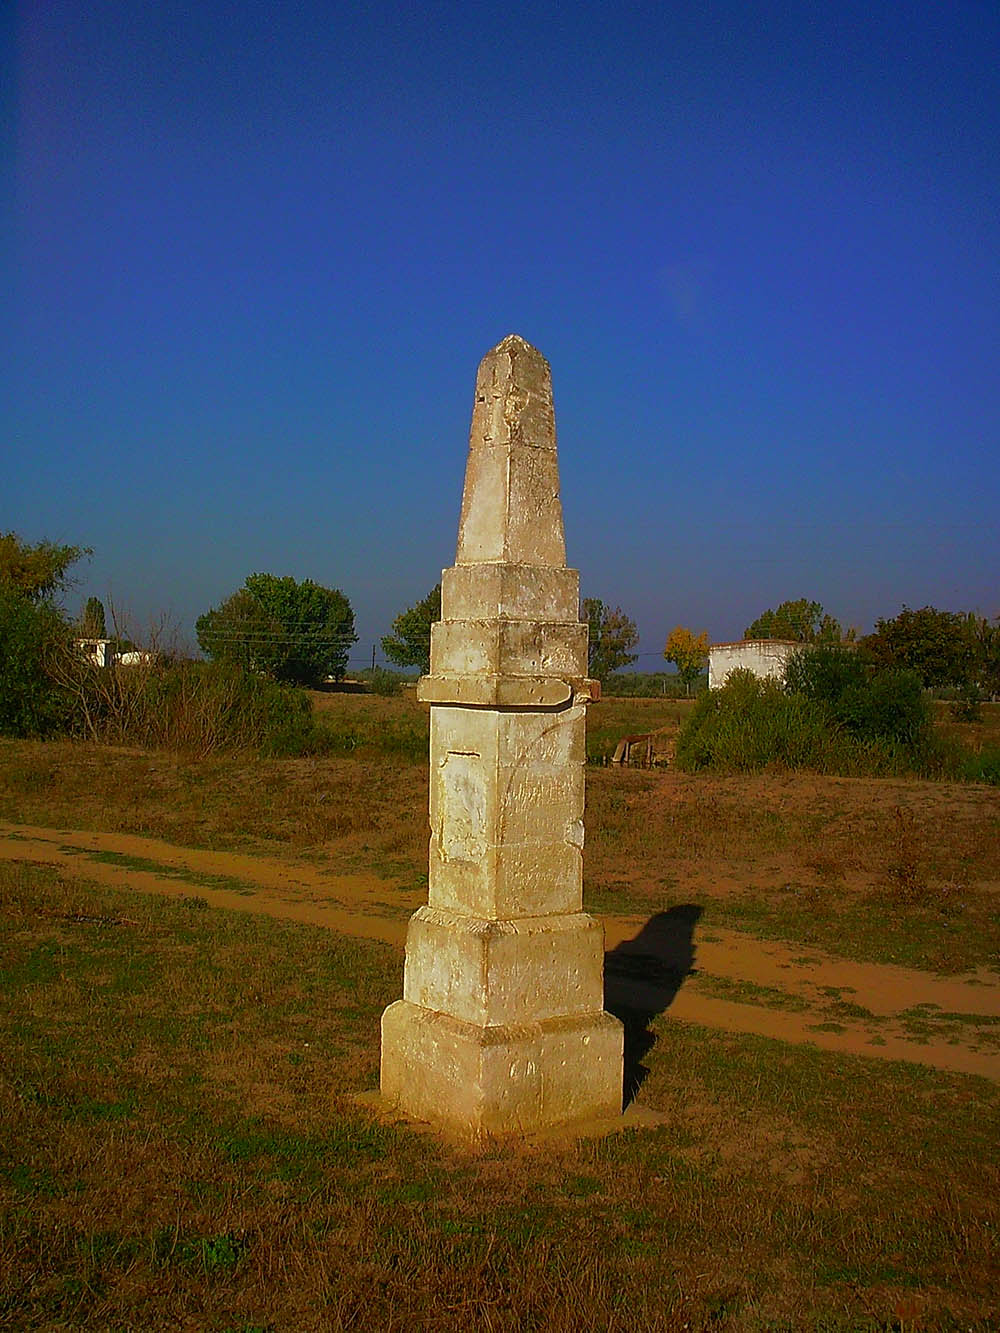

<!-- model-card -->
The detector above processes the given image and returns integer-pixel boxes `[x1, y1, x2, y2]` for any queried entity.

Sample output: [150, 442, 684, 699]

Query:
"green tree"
[583, 598, 639, 684]
[745, 598, 850, 644]
[0, 594, 74, 736]
[970, 615, 1000, 699]
[861, 605, 974, 690]
[196, 574, 357, 686]
[663, 625, 709, 696]
[382, 584, 441, 675]
[80, 596, 106, 638]
[0, 532, 90, 602]
[784, 645, 930, 748]
[0, 533, 89, 737]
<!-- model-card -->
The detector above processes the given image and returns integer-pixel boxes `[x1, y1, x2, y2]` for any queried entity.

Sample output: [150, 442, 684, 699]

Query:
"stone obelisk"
[380, 334, 623, 1136]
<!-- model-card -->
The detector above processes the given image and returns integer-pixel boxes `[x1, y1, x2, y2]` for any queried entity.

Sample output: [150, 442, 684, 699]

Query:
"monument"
[380, 334, 624, 1136]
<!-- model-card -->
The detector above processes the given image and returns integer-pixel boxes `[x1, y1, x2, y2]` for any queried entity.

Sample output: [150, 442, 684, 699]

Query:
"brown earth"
[4, 819, 998, 1085]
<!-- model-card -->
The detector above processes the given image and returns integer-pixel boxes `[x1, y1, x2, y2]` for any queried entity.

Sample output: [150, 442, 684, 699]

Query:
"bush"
[676, 670, 846, 773]
[603, 672, 698, 698]
[835, 669, 930, 747]
[783, 643, 867, 703]
[72, 659, 326, 757]
[961, 748, 1000, 786]
[784, 646, 931, 748]
[675, 664, 935, 777]
[950, 686, 984, 723]
[0, 592, 74, 737]
[356, 666, 412, 696]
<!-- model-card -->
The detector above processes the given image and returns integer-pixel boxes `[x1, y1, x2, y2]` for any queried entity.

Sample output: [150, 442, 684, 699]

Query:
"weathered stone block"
[456, 338, 563, 569]
[380, 1001, 623, 1136]
[506, 447, 566, 568]
[496, 705, 587, 767]
[430, 619, 588, 679]
[402, 906, 605, 1025]
[497, 763, 584, 847]
[441, 564, 580, 623]
[428, 839, 583, 919]
[418, 675, 583, 707]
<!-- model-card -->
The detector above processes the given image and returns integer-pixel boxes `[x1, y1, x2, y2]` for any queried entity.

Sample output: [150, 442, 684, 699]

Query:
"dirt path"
[3, 820, 998, 1084]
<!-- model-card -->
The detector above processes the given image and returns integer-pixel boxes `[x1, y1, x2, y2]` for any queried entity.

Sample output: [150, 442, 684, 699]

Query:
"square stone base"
[380, 1000, 624, 1137]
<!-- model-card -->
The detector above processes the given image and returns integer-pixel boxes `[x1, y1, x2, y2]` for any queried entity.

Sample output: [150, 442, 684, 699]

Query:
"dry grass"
[1, 696, 999, 1326]
[933, 698, 1000, 753]
[1, 695, 998, 975]
[2, 863, 998, 1331]
[584, 766, 1000, 972]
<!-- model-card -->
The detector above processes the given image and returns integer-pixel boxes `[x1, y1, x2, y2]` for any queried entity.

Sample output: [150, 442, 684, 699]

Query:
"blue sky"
[6, 0, 998, 668]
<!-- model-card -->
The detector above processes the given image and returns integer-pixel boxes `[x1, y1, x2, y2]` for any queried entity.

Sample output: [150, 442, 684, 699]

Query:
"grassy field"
[3, 863, 998, 1331]
[1, 694, 999, 1329]
[2, 698, 997, 975]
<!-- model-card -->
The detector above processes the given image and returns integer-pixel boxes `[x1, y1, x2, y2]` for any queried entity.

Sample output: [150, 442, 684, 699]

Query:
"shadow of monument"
[604, 905, 703, 1108]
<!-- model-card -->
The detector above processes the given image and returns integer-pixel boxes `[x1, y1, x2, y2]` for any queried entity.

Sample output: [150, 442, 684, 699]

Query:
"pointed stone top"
[488, 332, 550, 366]
[455, 335, 566, 567]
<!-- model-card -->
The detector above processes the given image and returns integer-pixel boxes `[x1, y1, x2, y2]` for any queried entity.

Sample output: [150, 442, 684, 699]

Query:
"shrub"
[676, 670, 845, 773]
[950, 686, 984, 723]
[784, 646, 931, 748]
[783, 644, 867, 703]
[72, 659, 325, 757]
[357, 666, 410, 696]
[0, 592, 74, 737]
[676, 664, 937, 777]
[835, 669, 930, 747]
[603, 672, 698, 698]
[961, 748, 1000, 786]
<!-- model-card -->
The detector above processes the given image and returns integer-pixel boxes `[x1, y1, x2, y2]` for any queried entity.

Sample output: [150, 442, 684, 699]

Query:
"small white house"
[76, 638, 114, 668]
[708, 640, 800, 690]
[74, 640, 153, 668]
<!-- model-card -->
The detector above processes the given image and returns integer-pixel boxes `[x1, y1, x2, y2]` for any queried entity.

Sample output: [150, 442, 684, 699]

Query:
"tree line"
[737, 597, 1000, 699]
[2, 530, 996, 746]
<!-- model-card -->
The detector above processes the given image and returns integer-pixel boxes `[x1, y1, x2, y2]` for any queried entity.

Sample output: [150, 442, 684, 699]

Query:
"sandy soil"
[3, 819, 998, 1084]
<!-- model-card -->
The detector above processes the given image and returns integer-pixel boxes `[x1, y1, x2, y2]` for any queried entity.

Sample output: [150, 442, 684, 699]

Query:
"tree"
[0, 593, 75, 736]
[663, 626, 709, 695]
[971, 615, 1000, 699]
[0, 533, 89, 737]
[861, 605, 978, 691]
[80, 596, 106, 638]
[744, 598, 851, 644]
[783, 644, 930, 747]
[583, 598, 639, 683]
[382, 584, 441, 675]
[0, 532, 90, 602]
[196, 573, 357, 686]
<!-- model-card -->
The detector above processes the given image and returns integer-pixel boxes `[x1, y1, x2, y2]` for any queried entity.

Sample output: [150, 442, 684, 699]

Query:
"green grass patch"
[690, 974, 811, 1012]
[80, 847, 259, 896]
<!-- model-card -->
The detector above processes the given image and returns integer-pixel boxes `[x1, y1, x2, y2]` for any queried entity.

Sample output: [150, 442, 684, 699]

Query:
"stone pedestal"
[380, 334, 623, 1136]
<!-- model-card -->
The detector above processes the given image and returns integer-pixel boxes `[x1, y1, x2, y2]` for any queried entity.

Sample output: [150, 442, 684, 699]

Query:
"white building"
[76, 638, 114, 668]
[708, 639, 800, 690]
[74, 640, 153, 668]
